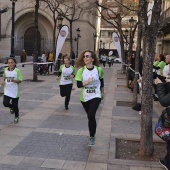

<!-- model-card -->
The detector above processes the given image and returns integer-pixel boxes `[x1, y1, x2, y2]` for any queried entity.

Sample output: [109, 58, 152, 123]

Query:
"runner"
[75, 50, 104, 146]
[0, 57, 23, 124]
[56, 56, 75, 110]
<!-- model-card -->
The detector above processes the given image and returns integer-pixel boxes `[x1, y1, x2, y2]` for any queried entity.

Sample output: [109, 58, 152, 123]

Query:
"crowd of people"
[100, 53, 115, 67]
[127, 52, 170, 170]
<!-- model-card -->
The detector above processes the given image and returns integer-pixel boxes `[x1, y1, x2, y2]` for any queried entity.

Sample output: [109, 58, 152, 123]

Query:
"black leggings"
[81, 98, 101, 137]
[60, 84, 73, 107]
[3, 95, 19, 118]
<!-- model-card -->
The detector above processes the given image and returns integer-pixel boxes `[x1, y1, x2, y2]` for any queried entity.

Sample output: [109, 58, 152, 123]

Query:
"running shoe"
[88, 137, 95, 146]
[14, 117, 19, 124]
[65, 106, 69, 110]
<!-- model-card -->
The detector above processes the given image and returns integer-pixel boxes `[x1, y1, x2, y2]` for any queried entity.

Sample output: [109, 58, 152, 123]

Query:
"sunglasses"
[83, 55, 92, 59]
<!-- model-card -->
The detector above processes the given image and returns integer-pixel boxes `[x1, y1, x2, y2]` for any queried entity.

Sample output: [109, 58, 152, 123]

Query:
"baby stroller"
[37, 63, 49, 75]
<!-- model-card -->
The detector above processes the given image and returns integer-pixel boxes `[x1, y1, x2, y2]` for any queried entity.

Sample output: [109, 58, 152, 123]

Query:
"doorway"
[24, 27, 41, 56]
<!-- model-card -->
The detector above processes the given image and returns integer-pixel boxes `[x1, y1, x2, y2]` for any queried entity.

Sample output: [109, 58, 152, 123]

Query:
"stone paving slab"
[21, 92, 55, 101]
[39, 115, 89, 131]
[9, 132, 90, 161]
[18, 100, 43, 110]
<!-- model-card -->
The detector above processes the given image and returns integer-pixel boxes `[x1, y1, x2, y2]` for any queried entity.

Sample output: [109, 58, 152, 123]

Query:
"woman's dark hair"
[75, 50, 99, 68]
[7, 57, 17, 64]
[159, 54, 165, 62]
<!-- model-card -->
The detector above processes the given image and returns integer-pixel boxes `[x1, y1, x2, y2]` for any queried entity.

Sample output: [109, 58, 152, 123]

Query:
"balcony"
[160, 7, 170, 34]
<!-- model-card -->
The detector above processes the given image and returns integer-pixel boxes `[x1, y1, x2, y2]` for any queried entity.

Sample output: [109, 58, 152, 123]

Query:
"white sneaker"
[139, 111, 141, 115]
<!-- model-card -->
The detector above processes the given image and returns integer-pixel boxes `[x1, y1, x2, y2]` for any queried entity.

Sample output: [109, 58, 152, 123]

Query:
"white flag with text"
[112, 32, 122, 62]
[55, 25, 69, 63]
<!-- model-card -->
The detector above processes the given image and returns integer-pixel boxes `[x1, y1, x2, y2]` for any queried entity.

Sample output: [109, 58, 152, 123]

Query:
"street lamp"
[129, 17, 135, 28]
[10, 0, 17, 57]
[75, 28, 81, 58]
[93, 33, 97, 51]
[100, 40, 102, 49]
[128, 17, 136, 58]
[57, 15, 64, 29]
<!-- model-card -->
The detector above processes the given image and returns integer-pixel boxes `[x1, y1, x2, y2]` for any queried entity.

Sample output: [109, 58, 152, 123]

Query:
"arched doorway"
[24, 27, 41, 56]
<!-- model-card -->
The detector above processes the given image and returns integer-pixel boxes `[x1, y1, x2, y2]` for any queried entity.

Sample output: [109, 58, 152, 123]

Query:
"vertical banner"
[147, 0, 154, 25]
[112, 32, 122, 62]
[55, 25, 69, 63]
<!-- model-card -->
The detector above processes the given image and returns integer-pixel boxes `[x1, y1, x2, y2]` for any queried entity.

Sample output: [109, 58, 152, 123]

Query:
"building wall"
[0, 0, 98, 60]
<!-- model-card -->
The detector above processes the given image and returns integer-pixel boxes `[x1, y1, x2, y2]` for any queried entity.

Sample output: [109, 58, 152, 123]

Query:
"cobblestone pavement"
[0, 64, 165, 170]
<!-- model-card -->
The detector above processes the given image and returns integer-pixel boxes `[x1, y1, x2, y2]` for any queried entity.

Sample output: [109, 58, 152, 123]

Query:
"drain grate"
[116, 101, 132, 107]
[23, 79, 44, 82]
[117, 77, 126, 79]
[117, 85, 127, 88]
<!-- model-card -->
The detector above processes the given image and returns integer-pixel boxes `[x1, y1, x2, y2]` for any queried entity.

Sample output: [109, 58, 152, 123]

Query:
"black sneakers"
[65, 106, 69, 110]
[159, 158, 169, 170]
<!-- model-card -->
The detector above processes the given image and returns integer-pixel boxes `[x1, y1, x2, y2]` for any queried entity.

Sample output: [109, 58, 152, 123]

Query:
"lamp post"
[100, 40, 102, 49]
[124, 29, 129, 64]
[128, 17, 135, 57]
[57, 15, 64, 30]
[103, 42, 105, 49]
[10, 0, 17, 57]
[93, 33, 97, 51]
[75, 28, 81, 58]
[125, 29, 129, 50]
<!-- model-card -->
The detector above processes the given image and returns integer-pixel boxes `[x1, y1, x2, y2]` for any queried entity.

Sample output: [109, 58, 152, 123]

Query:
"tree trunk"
[132, 19, 142, 105]
[53, 17, 57, 60]
[139, 27, 154, 156]
[33, 0, 39, 81]
[139, 0, 162, 156]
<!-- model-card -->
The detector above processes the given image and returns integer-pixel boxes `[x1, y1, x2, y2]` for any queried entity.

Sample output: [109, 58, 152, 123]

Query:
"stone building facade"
[0, 0, 99, 60]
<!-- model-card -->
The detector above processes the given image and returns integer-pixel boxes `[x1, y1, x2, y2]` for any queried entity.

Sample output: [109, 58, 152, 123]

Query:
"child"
[0, 57, 23, 124]
[56, 56, 75, 110]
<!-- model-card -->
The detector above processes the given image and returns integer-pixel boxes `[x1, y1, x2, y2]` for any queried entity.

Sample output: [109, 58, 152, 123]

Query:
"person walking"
[41, 51, 47, 62]
[48, 50, 54, 72]
[75, 50, 104, 146]
[102, 54, 107, 67]
[108, 55, 112, 68]
[56, 56, 75, 110]
[20, 49, 27, 67]
[0, 57, 23, 124]
[153, 54, 165, 100]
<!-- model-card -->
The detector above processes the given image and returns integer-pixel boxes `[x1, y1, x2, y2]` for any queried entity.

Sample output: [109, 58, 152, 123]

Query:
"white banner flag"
[55, 25, 69, 63]
[147, 0, 154, 25]
[112, 32, 122, 62]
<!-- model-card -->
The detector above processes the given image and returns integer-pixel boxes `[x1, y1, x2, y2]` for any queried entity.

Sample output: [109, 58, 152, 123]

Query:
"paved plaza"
[0, 63, 166, 170]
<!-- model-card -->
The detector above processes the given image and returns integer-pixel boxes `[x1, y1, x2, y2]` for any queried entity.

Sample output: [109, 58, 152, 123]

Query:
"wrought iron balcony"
[159, 7, 170, 34]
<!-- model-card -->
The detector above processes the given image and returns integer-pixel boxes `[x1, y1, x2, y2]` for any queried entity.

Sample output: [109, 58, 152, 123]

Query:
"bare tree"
[139, 0, 162, 156]
[55, 0, 87, 58]
[40, 0, 60, 59]
[88, 0, 138, 65]
[33, 0, 39, 81]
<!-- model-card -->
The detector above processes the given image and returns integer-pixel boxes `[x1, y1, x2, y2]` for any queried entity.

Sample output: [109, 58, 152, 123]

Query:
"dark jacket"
[157, 83, 170, 107]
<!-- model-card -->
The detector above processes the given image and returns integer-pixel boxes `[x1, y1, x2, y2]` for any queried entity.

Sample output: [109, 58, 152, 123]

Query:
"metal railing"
[160, 7, 170, 24]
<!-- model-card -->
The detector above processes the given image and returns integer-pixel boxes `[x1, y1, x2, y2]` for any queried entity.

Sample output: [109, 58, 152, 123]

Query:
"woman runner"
[75, 50, 104, 146]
